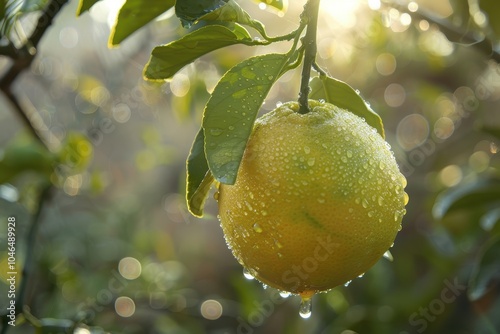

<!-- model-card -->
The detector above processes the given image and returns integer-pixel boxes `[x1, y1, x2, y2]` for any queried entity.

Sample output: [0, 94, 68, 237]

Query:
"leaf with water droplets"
[109, 0, 175, 46]
[186, 128, 215, 217]
[203, 53, 289, 184]
[144, 24, 252, 81]
[468, 235, 500, 301]
[309, 76, 385, 138]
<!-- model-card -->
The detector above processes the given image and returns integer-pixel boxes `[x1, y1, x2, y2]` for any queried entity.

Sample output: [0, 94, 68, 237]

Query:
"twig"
[390, 2, 500, 63]
[298, 0, 321, 114]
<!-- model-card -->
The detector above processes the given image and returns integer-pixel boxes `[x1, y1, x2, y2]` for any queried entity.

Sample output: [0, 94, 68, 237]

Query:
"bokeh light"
[384, 83, 406, 107]
[397, 114, 430, 151]
[439, 165, 463, 187]
[115, 296, 136, 317]
[200, 299, 223, 320]
[118, 257, 142, 280]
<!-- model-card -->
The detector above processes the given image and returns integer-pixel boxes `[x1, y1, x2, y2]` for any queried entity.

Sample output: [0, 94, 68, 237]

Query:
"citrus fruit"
[217, 100, 408, 298]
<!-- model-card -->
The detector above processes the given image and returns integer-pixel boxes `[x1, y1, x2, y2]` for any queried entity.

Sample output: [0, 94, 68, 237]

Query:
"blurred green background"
[1, 0, 500, 333]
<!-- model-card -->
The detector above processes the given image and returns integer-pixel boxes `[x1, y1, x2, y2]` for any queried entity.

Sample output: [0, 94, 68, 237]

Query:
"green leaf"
[109, 0, 175, 46]
[144, 24, 251, 81]
[1, 0, 47, 36]
[432, 177, 500, 220]
[468, 235, 500, 301]
[255, 0, 286, 11]
[203, 53, 288, 184]
[76, 0, 100, 16]
[309, 76, 385, 138]
[0, 140, 55, 184]
[186, 128, 215, 217]
[175, 0, 228, 28]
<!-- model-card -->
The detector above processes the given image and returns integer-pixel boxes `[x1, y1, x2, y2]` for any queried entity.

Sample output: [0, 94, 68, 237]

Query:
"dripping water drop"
[243, 268, 254, 280]
[299, 297, 312, 319]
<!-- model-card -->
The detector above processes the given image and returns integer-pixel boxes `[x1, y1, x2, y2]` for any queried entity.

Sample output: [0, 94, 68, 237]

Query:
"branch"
[0, 0, 70, 148]
[391, 3, 500, 63]
[0, 184, 54, 334]
[298, 0, 321, 114]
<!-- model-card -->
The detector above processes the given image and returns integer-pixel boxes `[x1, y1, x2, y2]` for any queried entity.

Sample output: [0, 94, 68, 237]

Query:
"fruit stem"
[298, 0, 321, 115]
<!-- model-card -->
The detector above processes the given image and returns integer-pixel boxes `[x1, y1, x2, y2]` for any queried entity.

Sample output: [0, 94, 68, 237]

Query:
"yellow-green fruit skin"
[218, 101, 407, 295]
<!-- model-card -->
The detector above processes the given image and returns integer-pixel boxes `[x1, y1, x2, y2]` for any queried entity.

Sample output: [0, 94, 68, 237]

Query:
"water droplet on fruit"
[383, 250, 394, 261]
[347, 150, 353, 158]
[213, 192, 219, 201]
[299, 297, 312, 319]
[404, 192, 409, 205]
[261, 210, 268, 216]
[280, 291, 291, 298]
[253, 223, 263, 233]
[344, 280, 352, 287]
[243, 268, 254, 280]
[401, 175, 408, 188]
[358, 273, 365, 278]
[304, 146, 311, 154]
[317, 197, 325, 204]
[377, 196, 384, 206]
[307, 158, 315, 166]
[362, 199, 369, 208]
[276, 101, 283, 107]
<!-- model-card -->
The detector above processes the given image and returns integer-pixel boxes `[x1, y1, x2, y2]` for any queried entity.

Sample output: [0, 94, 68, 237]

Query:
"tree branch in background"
[0, 0, 70, 148]
[391, 3, 500, 63]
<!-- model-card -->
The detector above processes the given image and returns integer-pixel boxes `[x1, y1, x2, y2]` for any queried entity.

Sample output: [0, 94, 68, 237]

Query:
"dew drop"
[344, 280, 352, 287]
[210, 128, 223, 136]
[341, 156, 348, 163]
[261, 210, 268, 216]
[347, 150, 353, 158]
[404, 192, 409, 205]
[276, 101, 283, 107]
[307, 158, 315, 166]
[368, 211, 374, 217]
[401, 175, 408, 188]
[304, 146, 311, 154]
[377, 196, 384, 206]
[317, 198, 325, 204]
[243, 268, 254, 280]
[213, 191, 219, 201]
[383, 250, 394, 262]
[279, 291, 291, 298]
[228, 125, 235, 131]
[358, 273, 365, 278]
[362, 199, 369, 208]
[253, 223, 263, 233]
[299, 297, 312, 319]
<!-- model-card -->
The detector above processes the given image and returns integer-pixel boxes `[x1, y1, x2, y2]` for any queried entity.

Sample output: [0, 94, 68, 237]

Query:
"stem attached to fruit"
[298, 0, 321, 115]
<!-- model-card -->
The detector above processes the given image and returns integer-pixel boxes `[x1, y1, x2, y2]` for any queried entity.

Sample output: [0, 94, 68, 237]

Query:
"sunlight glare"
[320, 0, 361, 29]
